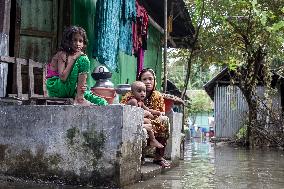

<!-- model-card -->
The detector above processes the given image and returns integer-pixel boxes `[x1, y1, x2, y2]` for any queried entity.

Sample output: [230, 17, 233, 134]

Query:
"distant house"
[187, 90, 213, 133]
[204, 68, 284, 138]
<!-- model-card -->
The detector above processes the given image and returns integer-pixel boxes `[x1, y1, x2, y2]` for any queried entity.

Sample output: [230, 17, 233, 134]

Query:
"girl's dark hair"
[59, 26, 88, 54]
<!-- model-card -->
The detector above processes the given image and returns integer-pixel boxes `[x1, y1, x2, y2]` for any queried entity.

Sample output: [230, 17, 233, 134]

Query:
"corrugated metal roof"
[139, 0, 195, 48]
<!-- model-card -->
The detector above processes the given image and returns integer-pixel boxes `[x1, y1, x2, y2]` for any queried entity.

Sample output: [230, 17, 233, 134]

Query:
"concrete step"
[141, 161, 162, 181]
[140, 158, 176, 181]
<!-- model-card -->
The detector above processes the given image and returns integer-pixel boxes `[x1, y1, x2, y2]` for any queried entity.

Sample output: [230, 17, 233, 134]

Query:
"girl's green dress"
[46, 55, 108, 105]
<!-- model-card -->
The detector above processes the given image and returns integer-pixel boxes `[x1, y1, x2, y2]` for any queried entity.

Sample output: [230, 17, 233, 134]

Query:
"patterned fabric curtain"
[119, 0, 136, 55]
[93, 0, 122, 71]
[93, 0, 136, 71]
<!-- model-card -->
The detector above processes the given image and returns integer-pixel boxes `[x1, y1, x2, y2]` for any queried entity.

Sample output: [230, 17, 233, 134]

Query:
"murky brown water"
[126, 138, 284, 189]
[1, 138, 284, 189]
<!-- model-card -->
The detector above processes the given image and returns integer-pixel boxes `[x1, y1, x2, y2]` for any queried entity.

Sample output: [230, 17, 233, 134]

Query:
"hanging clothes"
[133, 1, 149, 55]
[133, 1, 149, 76]
[136, 47, 144, 80]
[119, 0, 136, 55]
[93, 0, 122, 71]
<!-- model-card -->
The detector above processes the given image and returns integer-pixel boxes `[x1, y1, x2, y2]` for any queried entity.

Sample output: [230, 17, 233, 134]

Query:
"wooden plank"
[15, 57, 22, 99]
[20, 29, 55, 38]
[14, 0, 21, 58]
[8, 93, 28, 100]
[32, 61, 43, 68]
[15, 57, 28, 65]
[0, 56, 43, 67]
[0, 56, 16, 63]
[28, 59, 35, 97]
[42, 64, 47, 97]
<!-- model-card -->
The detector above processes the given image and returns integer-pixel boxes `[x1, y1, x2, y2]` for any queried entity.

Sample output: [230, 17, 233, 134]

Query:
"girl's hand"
[74, 51, 83, 59]
[80, 85, 87, 93]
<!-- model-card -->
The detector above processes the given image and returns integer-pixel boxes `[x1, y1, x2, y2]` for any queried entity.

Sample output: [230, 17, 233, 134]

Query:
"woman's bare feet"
[74, 98, 93, 106]
[149, 138, 164, 148]
[153, 158, 171, 168]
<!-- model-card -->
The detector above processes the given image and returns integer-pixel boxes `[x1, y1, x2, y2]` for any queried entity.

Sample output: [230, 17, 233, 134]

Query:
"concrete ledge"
[165, 111, 183, 161]
[0, 105, 143, 187]
[140, 158, 179, 181]
[141, 162, 162, 181]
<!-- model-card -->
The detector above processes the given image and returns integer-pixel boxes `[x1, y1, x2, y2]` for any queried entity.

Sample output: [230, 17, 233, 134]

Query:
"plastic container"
[91, 87, 116, 104]
[164, 98, 174, 113]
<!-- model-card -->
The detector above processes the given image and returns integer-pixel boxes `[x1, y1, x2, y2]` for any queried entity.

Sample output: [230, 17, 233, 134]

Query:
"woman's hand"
[144, 110, 154, 119]
[143, 123, 152, 131]
[151, 110, 161, 116]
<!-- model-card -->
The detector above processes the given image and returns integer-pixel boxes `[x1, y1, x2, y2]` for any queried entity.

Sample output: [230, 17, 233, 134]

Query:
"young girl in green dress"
[45, 26, 107, 106]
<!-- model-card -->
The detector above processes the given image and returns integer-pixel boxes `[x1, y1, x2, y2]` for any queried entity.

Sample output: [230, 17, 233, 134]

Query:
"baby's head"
[131, 81, 146, 101]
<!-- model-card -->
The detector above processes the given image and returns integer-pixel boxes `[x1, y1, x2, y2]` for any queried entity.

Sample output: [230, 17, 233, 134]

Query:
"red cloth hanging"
[133, 1, 149, 77]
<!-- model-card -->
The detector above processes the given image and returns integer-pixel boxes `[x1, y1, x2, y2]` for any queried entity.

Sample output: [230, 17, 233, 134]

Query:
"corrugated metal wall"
[214, 85, 282, 138]
[0, 33, 8, 97]
[0, 0, 10, 97]
[16, 0, 58, 62]
[214, 86, 248, 138]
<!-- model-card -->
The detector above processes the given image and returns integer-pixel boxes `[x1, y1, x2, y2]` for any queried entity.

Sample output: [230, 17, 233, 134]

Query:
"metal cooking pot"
[93, 79, 114, 88]
[115, 84, 131, 95]
[91, 65, 112, 80]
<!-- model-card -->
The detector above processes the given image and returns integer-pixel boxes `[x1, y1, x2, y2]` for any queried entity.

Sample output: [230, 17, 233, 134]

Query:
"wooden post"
[43, 64, 47, 97]
[15, 58, 22, 99]
[0, 0, 11, 97]
[163, 0, 167, 93]
[28, 59, 35, 97]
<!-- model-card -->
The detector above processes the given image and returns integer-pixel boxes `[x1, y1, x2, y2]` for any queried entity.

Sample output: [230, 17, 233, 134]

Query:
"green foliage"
[183, 0, 284, 67]
[188, 90, 213, 114]
[168, 49, 221, 90]
[236, 126, 247, 140]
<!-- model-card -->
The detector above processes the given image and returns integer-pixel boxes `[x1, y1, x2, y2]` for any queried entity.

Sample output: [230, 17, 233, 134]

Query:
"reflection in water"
[126, 138, 284, 189]
[1, 138, 284, 189]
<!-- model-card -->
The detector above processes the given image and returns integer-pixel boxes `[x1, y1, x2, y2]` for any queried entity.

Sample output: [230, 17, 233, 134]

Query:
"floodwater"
[126, 138, 284, 189]
[1, 138, 284, 189]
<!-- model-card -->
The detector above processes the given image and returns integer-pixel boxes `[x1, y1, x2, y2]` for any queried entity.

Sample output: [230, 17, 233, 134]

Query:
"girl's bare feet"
[149, 138, 164, 148]
[74, 98, 92, 106]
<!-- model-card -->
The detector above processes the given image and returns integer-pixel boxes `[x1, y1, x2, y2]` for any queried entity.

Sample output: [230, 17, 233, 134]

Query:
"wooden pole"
[163, 0, 167, 93]
[0, 0, 11, 97]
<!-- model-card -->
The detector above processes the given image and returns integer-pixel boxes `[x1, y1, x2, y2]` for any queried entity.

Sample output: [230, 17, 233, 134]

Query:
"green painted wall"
[71, 0, 162, 90]
[71, 0, 98, 87]
[144, 25, 162, 90]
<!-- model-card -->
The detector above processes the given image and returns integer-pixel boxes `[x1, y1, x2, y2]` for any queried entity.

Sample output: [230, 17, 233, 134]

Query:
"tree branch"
[182, 0, 205, 99]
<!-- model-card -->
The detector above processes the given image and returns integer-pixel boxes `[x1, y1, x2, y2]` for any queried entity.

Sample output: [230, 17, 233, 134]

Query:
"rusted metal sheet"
[0, 0, 11, 97]
[214, 85, 282, 138]
[214, 86, 248, 138]
[15, 0, 58, 63]
[19, 36, 52, 64]
[0, 33, 9, 97]
[11, 0, 58, 95]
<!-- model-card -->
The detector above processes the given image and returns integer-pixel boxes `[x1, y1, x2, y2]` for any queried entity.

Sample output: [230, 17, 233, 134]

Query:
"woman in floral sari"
[121, 68, 170, 168]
